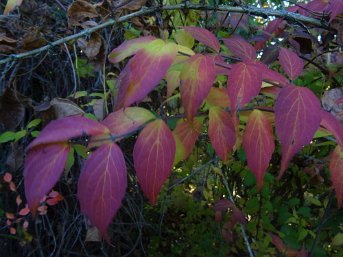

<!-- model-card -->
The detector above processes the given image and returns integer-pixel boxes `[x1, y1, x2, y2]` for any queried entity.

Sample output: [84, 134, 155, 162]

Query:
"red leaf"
[173, 117, 202, 164]
[243, 110, 275, 190]
[133, 120, 176, 205]
[275, 85, 321, 178]
[77, 143, 127, 239]
[329, 0, 343, 23]
[320, 110, 343, 147]
[24, 143, 70, 213]
[306, 0, 329, 13]
[27, 115, 109, 151]
[183, 26, 220, 52]
[279, 48, 304, 80]
[108, 36, 155, 63]
[180, 54, 216, 119]
[19, 206, 30, 216]
[227, 61, 262, 114]
[223, 35, 256, 61]
[116, 39, 177, 109]
[329, 145, 343, 207]
[208, 107, 236, 161]
[102, 107, 155, 138]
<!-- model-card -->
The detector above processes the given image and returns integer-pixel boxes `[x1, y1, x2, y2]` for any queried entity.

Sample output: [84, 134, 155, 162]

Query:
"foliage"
[1, 0, 343, 256]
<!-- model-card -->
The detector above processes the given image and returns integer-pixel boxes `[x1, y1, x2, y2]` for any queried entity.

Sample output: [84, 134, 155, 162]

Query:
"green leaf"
[31, 131, 40, 138]
[27, 119, 41, 129]
[0, 131, 16, 143]
[65, 147, 75, 172]
[332, 233, 343, 246]
[14, 130, 27, 142]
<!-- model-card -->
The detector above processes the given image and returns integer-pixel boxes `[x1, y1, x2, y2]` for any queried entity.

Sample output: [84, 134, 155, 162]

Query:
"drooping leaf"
[180, 54, 216, 119]
[208, 107, 236, 161]
[108, 36, 155, 63]
[329, 0, 343, 23]
[78, 143, 127, 238]
[27, 115, 110, 150]
[223, 35, 256, 61]
[320, 110, 343, 147]
[24, 143, 70, 212]
[173, 118, 202, 164]
[205, 87, 230, 108]
[279, 48, 304, 80]
[116, 39, 178, 109]
[243, 110, 275, 190]
[4, 0, 23, 15]
[275, 85, 321, 178]
[227, 61, 262, 114]
[183, 26, 220, 52]
[133, 119, 176, 204]
[329, 145, 343, 207]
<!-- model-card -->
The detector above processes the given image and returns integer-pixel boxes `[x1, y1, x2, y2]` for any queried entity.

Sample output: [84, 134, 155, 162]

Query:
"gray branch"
[0, 4, 329, 65]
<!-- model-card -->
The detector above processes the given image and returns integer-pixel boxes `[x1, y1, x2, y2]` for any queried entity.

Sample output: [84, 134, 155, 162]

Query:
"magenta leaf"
[24, 143, 70, 213]
[180, 54, 216, 119]
[275, 85, 321, 178]
[77, 143, 127, 239]
[133, 119, 176, 205]
[279, 48, 304, 80]
[329, 0, 343, 23]
[27, 115, 110, 150]
[115, 39, 177, 109]
[329, 145, 343, 207]
[223, 35, 256, 61]
[227, 61, 262, 114]
[320, 110, 343, 147]
[108, 36, 155, 63]
[183, 26, 220, 52]
[243, 110, 275, 190]
[208, 107, 236, 161]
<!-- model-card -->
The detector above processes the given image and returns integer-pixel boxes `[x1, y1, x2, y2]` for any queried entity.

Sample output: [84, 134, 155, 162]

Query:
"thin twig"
[220, 166, 255, 257]
[0, 4, 329, 65]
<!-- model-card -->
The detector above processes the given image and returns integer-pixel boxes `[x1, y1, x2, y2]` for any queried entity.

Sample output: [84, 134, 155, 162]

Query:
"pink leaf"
[243, 110, 275, 190]
[27, 115, 110, 151]
[275, 85, 321, 178]
[108, 36, 155, 63]
[19, 206, 30, 216]
[173, 118, 202, 164]
[208, 107, 236, 161]
[227, 61, 262, 114]
[133, 120, 176, 205]
[329, 145, 343, 207]
[279, 48, 304, 80]
[223, 35, 256, 60]
[183, 26, 220, 52]
[329, 0, 343, 23]
[116, 39, 177, 109]
[205, 87, 230, 108]
[24, 143, 70, 213]
[77, 143, 127, 239]
[180, 54, 216, 119]
[320, 110, 343, 147]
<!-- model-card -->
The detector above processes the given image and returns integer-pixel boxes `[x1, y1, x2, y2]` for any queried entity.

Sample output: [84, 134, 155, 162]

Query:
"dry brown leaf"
[21, 29, 47, 50]
[0, 33, 17, 54]
[0, 88, 31, 133]
[77, 33, 102, 59]
[34, 98, 84, 125]
[68, 0, 99, 27]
